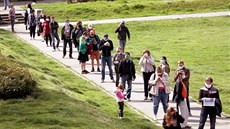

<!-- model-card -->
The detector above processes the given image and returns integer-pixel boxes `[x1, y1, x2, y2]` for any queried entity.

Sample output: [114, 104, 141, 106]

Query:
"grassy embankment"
[31, 0, 230, 22]
[91, 16, 230, 114]
[0, 29, 158, 129]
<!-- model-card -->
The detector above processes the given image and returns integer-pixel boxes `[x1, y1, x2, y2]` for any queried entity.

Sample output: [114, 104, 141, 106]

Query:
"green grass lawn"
[91, 16, 230, 114]
[31, 0, 230, 22]
[0, 30, 159, 129]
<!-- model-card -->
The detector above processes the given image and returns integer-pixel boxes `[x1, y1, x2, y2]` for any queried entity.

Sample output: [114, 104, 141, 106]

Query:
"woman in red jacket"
[42, 16, 52, 47]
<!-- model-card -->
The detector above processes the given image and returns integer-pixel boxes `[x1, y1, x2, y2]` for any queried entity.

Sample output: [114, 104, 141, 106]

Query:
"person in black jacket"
[50, 17, 60, 51]
[163, 107, 184, 129]
[119, 52, 135, 101]
[198, 77, 222, 129]
[99, 34, 114, 83]
[115, 21, 130, 53]
[61, 20, 74, 58]
[72, 21, 87, 51]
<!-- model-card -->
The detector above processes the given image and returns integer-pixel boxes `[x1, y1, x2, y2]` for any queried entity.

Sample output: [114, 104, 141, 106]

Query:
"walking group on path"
[3, 2, 229, 129]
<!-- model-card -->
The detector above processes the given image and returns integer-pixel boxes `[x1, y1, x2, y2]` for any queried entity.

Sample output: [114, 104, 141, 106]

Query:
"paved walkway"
[1, 6, 230, 129]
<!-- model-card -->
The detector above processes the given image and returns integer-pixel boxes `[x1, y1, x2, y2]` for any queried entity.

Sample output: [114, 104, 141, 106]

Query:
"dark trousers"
[186, 86, 191, 113]
[198, 107, 216, 129]
[118, 102, 124, 117]
[51, 33, 60, 50]
[63, 39, 73, 57]
[29, 26, 36, 38]
[115, 70, 119, 87]
[143, 72, 153, 97]
[45, 34, 52, 46]
[74, 40, 80, 51]
[10, 18, 15, 32]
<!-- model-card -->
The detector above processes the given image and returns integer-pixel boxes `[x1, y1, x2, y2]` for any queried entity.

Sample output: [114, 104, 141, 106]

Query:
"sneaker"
[127, 99, 131, 102]
[91, 67, 95, 72]
[56, 47, 60, 51]
[97, 67, 100, 72]
[69, 56, 73, 59]
[144, 97, 148, 100]
[62, 55, 65, 58]
[182, 126, 191, 129]
[84, 70, 90, 74]
[119, 117, 123, 119]
[81, 71, 86, 74]
[101, 80, 104, 83]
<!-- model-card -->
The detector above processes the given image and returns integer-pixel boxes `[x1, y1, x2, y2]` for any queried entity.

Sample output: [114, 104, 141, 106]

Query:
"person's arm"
[61, 27, 64, 40]
[174, 70, 179, 82]
[109, 40, 114, 51]
[126, 27, 130, 40]
[99, 40, 104, 50]
[183, 68, 190, 82]
[115, 27, 119, 33]
[149, 56, 155, 65]
[198, 89, 203, 102]
[132, 62, 136, 80]
[149, 73, 157, 86]
[139, 56, 144, 65]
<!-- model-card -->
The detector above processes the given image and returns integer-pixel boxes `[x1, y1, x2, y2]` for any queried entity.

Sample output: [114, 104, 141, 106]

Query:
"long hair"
[165, 107, 177, 127]
[162, 56, 169, 67]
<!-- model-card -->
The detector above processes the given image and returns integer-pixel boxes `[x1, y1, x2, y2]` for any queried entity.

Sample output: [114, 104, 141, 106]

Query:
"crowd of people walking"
[7, 3, 223, 129]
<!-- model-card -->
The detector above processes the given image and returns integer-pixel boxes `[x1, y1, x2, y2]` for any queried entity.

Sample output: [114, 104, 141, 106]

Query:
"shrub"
[0, 53, 37, 99]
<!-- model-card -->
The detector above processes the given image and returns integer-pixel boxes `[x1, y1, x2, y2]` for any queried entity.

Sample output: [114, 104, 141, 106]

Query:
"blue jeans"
[51, 33, 60, 50]
[198, 107, 216, 129]
[152, 90, 169, 115]
[121, 74, 132, 99]
[101, 56, 114, 80]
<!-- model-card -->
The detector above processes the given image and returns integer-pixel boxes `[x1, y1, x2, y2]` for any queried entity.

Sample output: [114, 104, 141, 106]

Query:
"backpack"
[64, 25, 71, 38]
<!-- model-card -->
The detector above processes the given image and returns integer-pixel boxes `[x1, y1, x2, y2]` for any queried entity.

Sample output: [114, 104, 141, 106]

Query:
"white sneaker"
[153, 115, 157, 120]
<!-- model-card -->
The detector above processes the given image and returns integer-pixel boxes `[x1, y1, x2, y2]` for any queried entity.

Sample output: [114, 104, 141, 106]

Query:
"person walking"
[162, 107, 185, 129]
[115, 21, 130, 53]
[9, 4, 15, 32]
[50, 17, 60, 51]
[149, 66, 171, 120]
[72, 21, 87, 51]
[174, 61, 192, 116]
[160, 56, 170, 75]
[139, 50, 155, 100]
[42, 16, 52, 47]
[87, 30, 100, 72]
[198, 77, 222, 129]
[4, 0, 10, 10]
[114, 84, 126, 119]
[113, 47, 125, 87]
[119, 52, 136, 101]
[172, 71, 191, 129]
[99, 34, 115, 83]
[61, 20, 74, 58]
[28, 10, 36, 40]
[24, 3, 33, 30]
[78, 31, 89, 74]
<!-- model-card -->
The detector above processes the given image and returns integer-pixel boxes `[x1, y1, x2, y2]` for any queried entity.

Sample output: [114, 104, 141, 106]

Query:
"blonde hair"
[165, 107, 176, 127]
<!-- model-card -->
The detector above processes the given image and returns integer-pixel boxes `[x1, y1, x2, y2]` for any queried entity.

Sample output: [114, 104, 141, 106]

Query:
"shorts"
[78, 52, 89, 63]
[90, 50, 100, 60]
[119, 40, 126, 49]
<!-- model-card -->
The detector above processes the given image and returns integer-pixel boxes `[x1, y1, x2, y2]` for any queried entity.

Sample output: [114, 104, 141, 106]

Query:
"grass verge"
[0, 29, 158, 129]
[31, 0, 230, 22]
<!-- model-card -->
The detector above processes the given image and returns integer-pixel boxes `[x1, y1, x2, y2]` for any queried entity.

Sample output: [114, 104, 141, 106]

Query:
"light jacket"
[139, 56, 155, 72]
[149, 72, 171, 96]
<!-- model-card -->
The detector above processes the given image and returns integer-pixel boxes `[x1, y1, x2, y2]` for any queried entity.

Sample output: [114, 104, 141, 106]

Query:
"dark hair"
[178, 60, 184, 65]
[143, 50, 150, 56]
[205, 77, 213, 83]
[162, 56, 169, 67]
[125, 52, 130, 56]
[27, 3, 32, 9]
[82, 31, 87, 36]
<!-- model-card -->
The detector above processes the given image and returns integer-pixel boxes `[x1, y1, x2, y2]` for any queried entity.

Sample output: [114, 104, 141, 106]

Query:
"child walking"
[114, 84, 126, 119]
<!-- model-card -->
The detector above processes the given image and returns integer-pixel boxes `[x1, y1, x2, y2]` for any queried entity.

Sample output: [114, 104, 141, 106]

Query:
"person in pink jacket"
[114, 84, 126, 119]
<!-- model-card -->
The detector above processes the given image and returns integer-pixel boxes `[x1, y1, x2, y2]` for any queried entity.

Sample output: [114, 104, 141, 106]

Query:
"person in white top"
[139, 50, 155, 100]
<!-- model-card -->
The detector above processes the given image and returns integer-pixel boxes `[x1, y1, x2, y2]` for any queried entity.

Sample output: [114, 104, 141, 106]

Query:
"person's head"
[10, 4, 14, 8]
[82, 31, 88, 38]
[88, 23, 93, 29]
[177, 60, 184, 69]
[156, 66, 163, 76]
[30, 9, 35, 16]
[77, 21, 82, 28]
[117, 84, 124, 90]
[46, 16, 50, 22]
[120, 20, 125, 27]
[116, 47, 122, 53]
[103, 34, 108, 40]
[160, 56, 169, 66]
[27, 3, 32, 9]
[143, 50, 150, 57]
[51, 17, 55, 22]
[89, 30, 95, 37]
[205, 77, 213, 89]
[165, 107, 177, 127]
[65, 20, 70, 26]
[125, 52, 130, 60]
